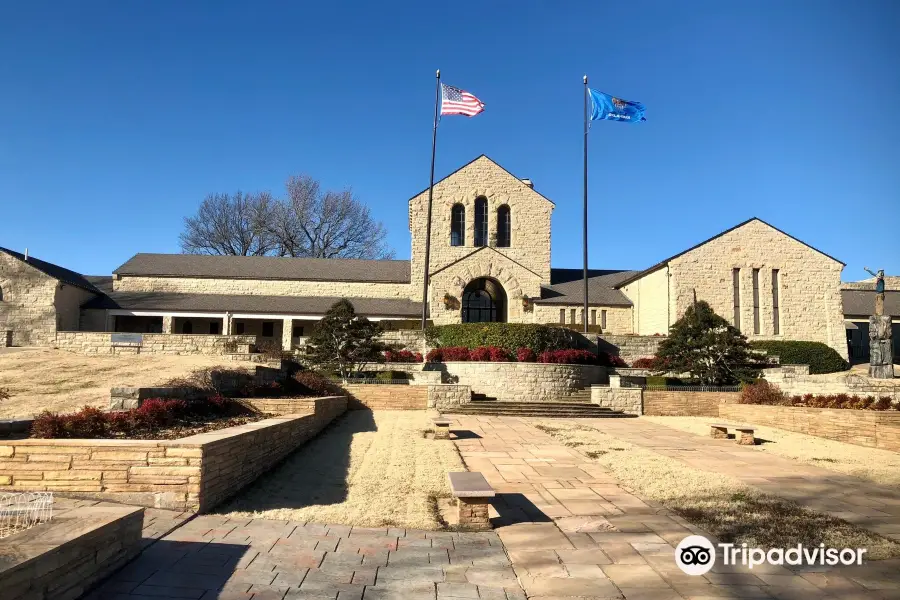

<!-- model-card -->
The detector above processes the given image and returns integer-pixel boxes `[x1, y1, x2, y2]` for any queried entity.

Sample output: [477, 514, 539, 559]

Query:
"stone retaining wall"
[341, 384, 428, 410]
[591, 386, 643, 415]
[764, 365, 900, 401]
[56, 331, 258, 356]
[434, 362, 606, 402]
[428, 384, 471, 411]
[644, 391, 740, 417]
[0, 396, 347, 512]
[0, 503, 144, 600]
[719, 404, 900, 452]
[597, 334, 664, 363]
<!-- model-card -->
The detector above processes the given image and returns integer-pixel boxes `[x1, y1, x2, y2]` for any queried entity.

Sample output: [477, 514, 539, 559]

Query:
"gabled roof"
[842, 290, 900, 318]
[536, 269, 636, 307]
[614, 217, 845, 289]
[113, 254, 411, 283]
[428, 246, 544, 280]
[0, 247, 100, 294]
[407, 154, 556, 206]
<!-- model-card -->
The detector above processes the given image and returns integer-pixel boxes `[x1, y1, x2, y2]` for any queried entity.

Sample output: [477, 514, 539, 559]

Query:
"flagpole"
[582, 75, 589, 334]
[421, 69, 441, 331]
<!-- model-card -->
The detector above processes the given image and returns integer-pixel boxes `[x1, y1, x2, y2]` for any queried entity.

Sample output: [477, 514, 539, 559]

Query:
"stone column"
[162, 315, 173, 334]
[224, 313, 233, 335]
[281, 318, 293, 352]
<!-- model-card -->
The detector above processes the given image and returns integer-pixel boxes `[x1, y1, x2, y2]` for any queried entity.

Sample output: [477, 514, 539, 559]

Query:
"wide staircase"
[450, 391, 632, 418]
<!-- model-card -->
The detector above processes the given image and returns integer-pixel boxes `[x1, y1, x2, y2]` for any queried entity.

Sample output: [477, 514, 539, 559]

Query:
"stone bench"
[433, 417, 453, 440]
[710, 423, 756, 445]
[448, 472, 495, 529]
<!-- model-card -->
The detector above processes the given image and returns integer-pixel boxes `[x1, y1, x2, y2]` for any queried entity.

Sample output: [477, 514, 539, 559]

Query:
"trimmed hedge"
[424, 323, 574, 354]
[750, 341, 849, 374]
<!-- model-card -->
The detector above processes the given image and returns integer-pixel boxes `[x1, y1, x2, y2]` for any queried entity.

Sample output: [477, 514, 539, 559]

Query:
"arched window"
[496, 205, 511, 247]
[474, 196, 488, 247]
[450, 204, 465, 246]
[181, 321, 193, 334]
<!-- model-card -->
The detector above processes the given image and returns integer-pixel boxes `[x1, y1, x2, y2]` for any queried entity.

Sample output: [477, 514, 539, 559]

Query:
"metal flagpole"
[421, 69, 441, 331]
[582, 75, 589, 334]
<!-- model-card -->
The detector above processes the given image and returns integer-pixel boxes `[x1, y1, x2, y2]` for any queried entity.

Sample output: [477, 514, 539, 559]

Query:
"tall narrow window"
[772, 269, 780, 335]
[182, 321, 193, 334]
[590, 309, 597, 326]
[601, 309, 608, 330]
[752, 268, 761, 334]
[474, 196, 488, 246]
[450, 204, 465, 246]
[732, 268, 741, 330]
[559, 309, 565, 325]
[496, 205, 511, 247]
[570, 308, 576, 325]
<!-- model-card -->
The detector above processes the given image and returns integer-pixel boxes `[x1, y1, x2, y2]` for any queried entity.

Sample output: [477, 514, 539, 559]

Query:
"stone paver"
[85, 516, 524, 600]
[447, 414, 900, 599]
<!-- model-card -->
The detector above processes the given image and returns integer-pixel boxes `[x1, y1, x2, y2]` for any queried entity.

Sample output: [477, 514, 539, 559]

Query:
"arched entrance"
[462, 278, 507, 323]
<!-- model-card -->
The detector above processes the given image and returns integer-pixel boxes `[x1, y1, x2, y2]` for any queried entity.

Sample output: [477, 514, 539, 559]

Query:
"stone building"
[0, 155, 852, 359]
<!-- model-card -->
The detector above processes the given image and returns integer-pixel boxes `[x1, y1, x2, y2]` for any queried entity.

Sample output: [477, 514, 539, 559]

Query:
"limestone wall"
[643, 390, 740, 416]
[597, 334, 665, 363]
[0, 396, 347, 512]
[435, 362, 606, 402]
[621, 266, 670, 336]
[0, 253, 60, 346]
[531, 304, 632, 334]
[56, 331, 257, 356]
[341, 384, 428, 410]
[428, 384, 471, 411]
[764, 366, 900, 401]
[590, 386, 643, 415]
[114, 274, 412, 299]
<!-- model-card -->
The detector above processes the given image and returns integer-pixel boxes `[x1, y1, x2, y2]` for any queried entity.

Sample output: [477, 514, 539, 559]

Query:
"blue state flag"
[589, 89, 646, 123]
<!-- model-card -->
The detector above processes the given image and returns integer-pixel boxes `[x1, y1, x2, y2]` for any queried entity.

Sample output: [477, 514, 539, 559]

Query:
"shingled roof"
[83, 290, 422, 318]
[842, 290, 900, 318]
[0, 247, 100, 294]
[113, 254, 411, 283]
[535, 269, 636, 307]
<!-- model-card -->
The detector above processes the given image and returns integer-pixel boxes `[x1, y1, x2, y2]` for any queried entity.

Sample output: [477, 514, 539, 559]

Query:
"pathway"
[449, 414, 900, 599]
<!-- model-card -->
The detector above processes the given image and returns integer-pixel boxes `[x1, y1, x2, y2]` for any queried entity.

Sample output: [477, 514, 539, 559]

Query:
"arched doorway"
[462, 278, 507, 323]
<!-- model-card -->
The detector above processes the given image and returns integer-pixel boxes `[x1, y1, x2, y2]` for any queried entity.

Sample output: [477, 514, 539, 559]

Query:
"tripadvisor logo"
[675, 535, 868, 575]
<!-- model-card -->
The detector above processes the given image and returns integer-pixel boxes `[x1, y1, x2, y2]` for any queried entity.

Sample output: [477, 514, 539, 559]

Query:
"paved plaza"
[83, 415, 900, 599]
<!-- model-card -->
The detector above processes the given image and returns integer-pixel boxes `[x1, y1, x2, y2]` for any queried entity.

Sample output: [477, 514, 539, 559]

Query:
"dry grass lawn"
[534, 420, 900, 559]
[218, 410, 465, 529]
[644, 415, 900, 489]
[0, 348, 247, 418]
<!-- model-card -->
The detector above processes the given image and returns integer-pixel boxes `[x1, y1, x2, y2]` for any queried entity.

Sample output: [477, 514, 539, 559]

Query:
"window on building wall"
[732, 268, 741, 330]
[559, 309, 565, 324]
[262, 322, 275, 337]
[752, 268, 761, 334]
[209, 322, 221, 335]
[182, 321, 193, 334]
[293, 325, 304, 338]
[450, 204, 465, 246]
[235, 322, 245, 335]
[570, 308, 576, 325]
[601, 309, 608, 330]
[474, 196, 488, 246]
[591, 309, 597, 326]
[496, 205, 511, 247]
[772, 269, 780, 335]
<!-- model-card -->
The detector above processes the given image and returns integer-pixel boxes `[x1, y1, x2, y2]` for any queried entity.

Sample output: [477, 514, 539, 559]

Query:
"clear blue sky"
[2, 1, 898, 280]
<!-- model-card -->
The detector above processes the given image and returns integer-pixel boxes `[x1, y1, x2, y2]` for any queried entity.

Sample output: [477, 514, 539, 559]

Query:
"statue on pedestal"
[864, 267, 894, 379]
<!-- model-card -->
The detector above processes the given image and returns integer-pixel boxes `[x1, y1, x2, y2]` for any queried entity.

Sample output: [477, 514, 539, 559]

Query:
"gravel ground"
[217, 410, 465, 530]
[644, 415, 900, 488]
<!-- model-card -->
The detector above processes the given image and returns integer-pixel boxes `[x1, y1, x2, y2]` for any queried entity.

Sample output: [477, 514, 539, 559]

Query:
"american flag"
[441, 83, 485, 117]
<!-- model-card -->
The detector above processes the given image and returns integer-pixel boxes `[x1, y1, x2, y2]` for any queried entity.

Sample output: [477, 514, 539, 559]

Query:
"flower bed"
[30, 397, 268, 440]
[740, 380, 897, 411]
[425, 346, 624, 366]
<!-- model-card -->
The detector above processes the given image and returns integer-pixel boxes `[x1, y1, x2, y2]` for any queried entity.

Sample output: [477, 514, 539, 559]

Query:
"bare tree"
[179, 191, 279, 256]
[270, 175, 394, 259]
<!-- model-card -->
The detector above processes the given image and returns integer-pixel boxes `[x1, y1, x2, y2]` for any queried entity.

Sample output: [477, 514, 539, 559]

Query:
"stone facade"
[434, 362, 606, 403]
[0, 396, 347, 512]
[531, 303, 633, 334]
[56, 331, 257, 356]
[597, 334, 664, 363]
[620, 219, 848, 359]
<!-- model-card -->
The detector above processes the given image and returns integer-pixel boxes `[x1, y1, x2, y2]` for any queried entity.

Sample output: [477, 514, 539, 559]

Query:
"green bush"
[374, 370, 410, 381]
[750, 341, 849, 374]
[424, 323, 574, 354]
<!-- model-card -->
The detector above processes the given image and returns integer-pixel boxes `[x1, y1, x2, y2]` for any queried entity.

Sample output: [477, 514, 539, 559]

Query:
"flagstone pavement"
[83, 415, 900, 600]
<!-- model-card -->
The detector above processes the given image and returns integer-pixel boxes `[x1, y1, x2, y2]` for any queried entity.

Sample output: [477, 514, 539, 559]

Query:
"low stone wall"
[428, 384, 471, 411]
[763, 365, 900, 401]
[719, 404, 900, 452]
[56, 331, 257, 356]
[341, 384, 428, 410]
[237, 397, 322, 416]
[380, 328, 425, 352]
[597, 334, 664, 363]
[0, 396, 347, 512]
[644, 391, 740, 417]
[433, 362, 607, 402]
[591, 386, 643, 415]
[0, 503, 144, 600]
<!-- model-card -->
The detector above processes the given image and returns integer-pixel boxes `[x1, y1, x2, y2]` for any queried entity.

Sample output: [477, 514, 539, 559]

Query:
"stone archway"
[462, 278, 507, 323]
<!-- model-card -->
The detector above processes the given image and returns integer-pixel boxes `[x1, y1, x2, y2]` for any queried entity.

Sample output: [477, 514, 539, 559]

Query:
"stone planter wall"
[719, 404, 900, 452]
[763, 365, 900, 401]
[0, 503, 144, 600]
[0, 396, 347, 512]
[433, 362, 607, 402]
[341, 384, 428, 410]
[56, 332, 257, 356]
